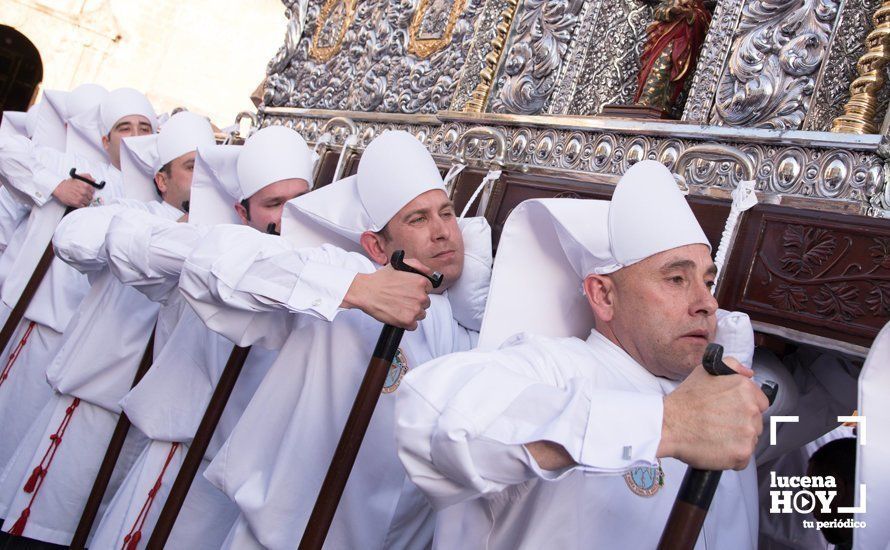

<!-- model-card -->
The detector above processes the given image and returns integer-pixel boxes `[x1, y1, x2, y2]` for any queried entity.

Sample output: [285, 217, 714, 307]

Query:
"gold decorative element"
[309, 0, 358, 62]
[464, 0, 521, 113]
[831, 1, 890, 134]
[408, 0, 469, 58]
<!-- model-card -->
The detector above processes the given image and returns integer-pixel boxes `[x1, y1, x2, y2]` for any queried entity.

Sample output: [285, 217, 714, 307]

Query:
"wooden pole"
[145, 344, 252, 550]
[298, 251, 442, 550]
[297, 326, 404, 550]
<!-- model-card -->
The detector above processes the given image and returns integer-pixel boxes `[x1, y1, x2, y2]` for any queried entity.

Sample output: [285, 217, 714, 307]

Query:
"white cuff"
[579, 390, 663, 471]
[287, 260, 357, 321]
[30, 167, 62, 207]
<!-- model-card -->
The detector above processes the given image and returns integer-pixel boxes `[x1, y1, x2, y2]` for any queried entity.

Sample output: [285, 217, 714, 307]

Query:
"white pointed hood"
[119, 111, 215, 203]
[281, 130, 446, 248]
[0, 112, 29, 138]
[190, 125, 313, 226]
[188, 144, 244, 226]
[478, 160, 710, 350]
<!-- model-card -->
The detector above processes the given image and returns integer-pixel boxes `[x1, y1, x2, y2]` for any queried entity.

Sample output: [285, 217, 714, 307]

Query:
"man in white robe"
[0, 85, 143, 479]
[395, 160, 853, 549]
[0, 111, 211, 545]
[179, 130, 492, 549]
[90, 125, 314, 550]
[0, 87, 108, 275]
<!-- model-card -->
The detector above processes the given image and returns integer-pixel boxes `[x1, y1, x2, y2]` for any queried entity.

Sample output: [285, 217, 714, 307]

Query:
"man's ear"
[234, 202, 249, 225]
[154, 172, 168, 197]
[583, 274, 616, 323]
[360, 231, 389, 265]
[102, 134, 111, 154]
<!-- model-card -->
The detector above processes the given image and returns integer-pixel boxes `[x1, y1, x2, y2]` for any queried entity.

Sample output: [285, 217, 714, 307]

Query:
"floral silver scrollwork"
[277, 0, 370, 110]
[339, 0, 484, 114]
[802, 0, 889, 130]
[708, 0, 840, 130]
[265, 0, 312, 106]
[488, 0, 585, 115]
[268, 0, 310, 75]
[567, 0, 652, 115]
[681, 0, 746, 123]
[262, 0, 492, 114]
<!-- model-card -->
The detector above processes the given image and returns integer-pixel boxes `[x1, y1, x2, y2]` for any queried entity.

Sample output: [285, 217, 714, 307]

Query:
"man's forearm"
[525, 441, 576, 471]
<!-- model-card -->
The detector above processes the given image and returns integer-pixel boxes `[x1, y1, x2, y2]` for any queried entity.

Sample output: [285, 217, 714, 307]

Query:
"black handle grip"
[389, 250, 443, 289]
[703, 343, 777, 406]
[658, 343, 779, 550]
[69, 168, 106, 189]
[702, 344, 735, 376]
[760, 380, 778, 406]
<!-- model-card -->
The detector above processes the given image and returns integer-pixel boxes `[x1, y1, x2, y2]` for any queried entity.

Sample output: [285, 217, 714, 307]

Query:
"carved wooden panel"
[718, 205, 890, 348]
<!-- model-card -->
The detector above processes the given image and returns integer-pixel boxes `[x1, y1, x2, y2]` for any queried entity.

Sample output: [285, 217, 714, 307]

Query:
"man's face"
[363, 189, 464, 293]
[234, 178, 310, 233]
[102, 115, 154, 169]
[589, 243, 718, 380]
[155, 151, 196, 212]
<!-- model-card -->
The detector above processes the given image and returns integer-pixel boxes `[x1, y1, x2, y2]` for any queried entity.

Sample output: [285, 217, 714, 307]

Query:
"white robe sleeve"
[0, 186, 30, 253]
[396, 337, 664, 510]
[52, 199, 149, 274]
[105, 211, 206, 304]
[0, 135, 70, 207]
[179, 224, 371, 348]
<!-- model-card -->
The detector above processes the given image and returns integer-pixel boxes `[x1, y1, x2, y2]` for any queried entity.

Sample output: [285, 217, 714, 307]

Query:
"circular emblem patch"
[624, 459, 663, 497]
[382, 348, 409, 394]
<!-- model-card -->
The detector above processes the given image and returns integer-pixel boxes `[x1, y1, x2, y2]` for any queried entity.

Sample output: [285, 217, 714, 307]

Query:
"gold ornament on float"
[309, 0, 358, 62]
[831, 1, 890, 134]
[408, 0, 469, 58]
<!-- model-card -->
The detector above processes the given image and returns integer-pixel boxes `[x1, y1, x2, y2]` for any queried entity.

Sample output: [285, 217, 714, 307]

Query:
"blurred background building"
[0, 0, 285, 128]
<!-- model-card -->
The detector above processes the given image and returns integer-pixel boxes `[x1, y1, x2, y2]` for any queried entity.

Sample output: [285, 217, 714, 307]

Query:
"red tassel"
[0, 321, 36, 389]
[22, 466, 42, 493]
[8, 507, 29, 536]
[121, 442, 180, 550]
[11, 396, 81, 531]
[125, 531, 141, 550]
